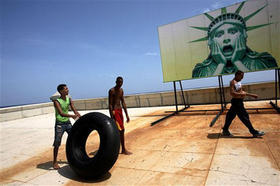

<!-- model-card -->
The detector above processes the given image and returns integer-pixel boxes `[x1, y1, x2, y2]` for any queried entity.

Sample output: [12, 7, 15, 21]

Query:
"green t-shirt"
[55, 97, 70, 122]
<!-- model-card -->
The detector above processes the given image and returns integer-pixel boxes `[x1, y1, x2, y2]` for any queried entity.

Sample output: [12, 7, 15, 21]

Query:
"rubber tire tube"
[66, 112, 120, 179]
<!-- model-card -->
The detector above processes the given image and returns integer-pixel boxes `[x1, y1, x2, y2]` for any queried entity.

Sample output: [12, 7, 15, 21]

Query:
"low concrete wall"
[0, 102, 54, 122]
[73, 81, 278, 109]
[1, 82, 278, 122]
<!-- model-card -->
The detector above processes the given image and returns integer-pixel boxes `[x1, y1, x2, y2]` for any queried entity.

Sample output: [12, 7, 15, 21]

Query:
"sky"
[0, 0, 277, 107]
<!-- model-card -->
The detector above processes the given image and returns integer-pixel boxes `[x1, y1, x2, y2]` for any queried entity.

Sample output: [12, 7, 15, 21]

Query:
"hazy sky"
[1, 0, 276, 107]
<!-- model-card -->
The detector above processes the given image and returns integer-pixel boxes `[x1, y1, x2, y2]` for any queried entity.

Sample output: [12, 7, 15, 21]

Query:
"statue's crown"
[208, 13, 246, 35]
[190, 2, 270, 43]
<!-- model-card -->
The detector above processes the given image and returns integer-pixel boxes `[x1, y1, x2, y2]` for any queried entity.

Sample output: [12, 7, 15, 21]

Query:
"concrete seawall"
[1, 82, 278, 122]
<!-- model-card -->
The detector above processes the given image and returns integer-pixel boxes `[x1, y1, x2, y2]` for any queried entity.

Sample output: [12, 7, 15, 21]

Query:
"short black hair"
[57, 84, 67, 93]
[116, 76, 123, 81]
[235, 70, 244, 76]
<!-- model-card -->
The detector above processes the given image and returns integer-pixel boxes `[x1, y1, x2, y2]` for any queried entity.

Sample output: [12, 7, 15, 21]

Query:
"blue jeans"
[53, 120, 72, 147]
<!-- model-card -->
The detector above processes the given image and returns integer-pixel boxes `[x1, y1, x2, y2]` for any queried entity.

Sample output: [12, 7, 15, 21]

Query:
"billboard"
[158, 0, 280, 82]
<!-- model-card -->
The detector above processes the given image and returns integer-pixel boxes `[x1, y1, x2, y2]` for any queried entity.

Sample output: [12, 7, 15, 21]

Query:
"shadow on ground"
[57, 165, 111, 183]
[37, 161, 68, 170]
[207, 133, 256, 139]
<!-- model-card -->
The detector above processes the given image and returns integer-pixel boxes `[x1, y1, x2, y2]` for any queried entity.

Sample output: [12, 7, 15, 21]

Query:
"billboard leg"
[173, 81, 178, 113]
[179, 80, 188, 108]
[221, 75, 226, 108]
[210, 75, 226, 127]
[270, 68, 280, 113]
[151, 81, 189, 126]
[151, 107, 188, 126]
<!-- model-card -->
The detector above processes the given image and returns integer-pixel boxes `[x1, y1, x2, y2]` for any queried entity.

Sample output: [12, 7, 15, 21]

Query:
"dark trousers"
[223, 98, 256, 134]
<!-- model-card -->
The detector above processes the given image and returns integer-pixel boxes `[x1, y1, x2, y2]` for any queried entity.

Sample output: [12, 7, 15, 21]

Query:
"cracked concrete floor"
[0, 101, 279, 185]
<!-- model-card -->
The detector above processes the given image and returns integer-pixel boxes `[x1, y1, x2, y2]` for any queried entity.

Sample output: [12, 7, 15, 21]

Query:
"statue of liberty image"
[191, 2, 278, 78]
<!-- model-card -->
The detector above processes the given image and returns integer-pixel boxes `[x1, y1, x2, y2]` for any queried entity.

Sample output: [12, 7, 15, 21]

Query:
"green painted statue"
[191, 2, 278, 78]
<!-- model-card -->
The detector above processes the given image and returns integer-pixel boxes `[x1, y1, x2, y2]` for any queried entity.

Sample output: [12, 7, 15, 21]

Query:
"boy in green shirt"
[52, 84, 80, 169]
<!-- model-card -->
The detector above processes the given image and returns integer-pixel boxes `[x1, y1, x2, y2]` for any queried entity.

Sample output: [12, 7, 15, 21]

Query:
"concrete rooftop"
[0, 100, 279, 185]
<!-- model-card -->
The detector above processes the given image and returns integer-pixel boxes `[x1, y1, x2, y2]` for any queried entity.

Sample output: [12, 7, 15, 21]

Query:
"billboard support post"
[209, 75, 227, 127]
[151, 81, 188, 126]
[270, 68, 280, 113]
[275, 68, 278, 105]
[218, 75, 225, 111]
[173, 81, 178, 113]
[179, 80, 187, 107]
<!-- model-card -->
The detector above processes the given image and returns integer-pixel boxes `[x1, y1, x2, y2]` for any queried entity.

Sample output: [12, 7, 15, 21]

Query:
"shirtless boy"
[222, 70, 265, 137]
[109, 77, 132, 155]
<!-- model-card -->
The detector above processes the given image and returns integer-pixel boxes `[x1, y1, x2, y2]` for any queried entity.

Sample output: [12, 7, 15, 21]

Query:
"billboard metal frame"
[151, 68, 280, 127]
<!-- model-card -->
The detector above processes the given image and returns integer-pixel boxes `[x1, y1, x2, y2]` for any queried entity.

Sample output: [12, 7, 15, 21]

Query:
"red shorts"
[113, 108, 124, 131]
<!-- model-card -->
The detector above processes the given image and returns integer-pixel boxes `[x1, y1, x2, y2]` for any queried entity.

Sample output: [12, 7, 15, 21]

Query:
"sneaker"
[222, 130, 233, 137]
[252, 131, 265, 138]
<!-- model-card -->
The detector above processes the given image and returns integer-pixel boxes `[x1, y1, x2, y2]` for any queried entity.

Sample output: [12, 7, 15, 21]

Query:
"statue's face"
[211, 23, 246, 61]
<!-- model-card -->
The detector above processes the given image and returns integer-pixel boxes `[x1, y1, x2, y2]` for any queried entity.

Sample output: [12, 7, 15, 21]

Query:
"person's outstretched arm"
[70, 98, 81, 118]
[121, 90, 130, 123]
[244, 92, 258, 99]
